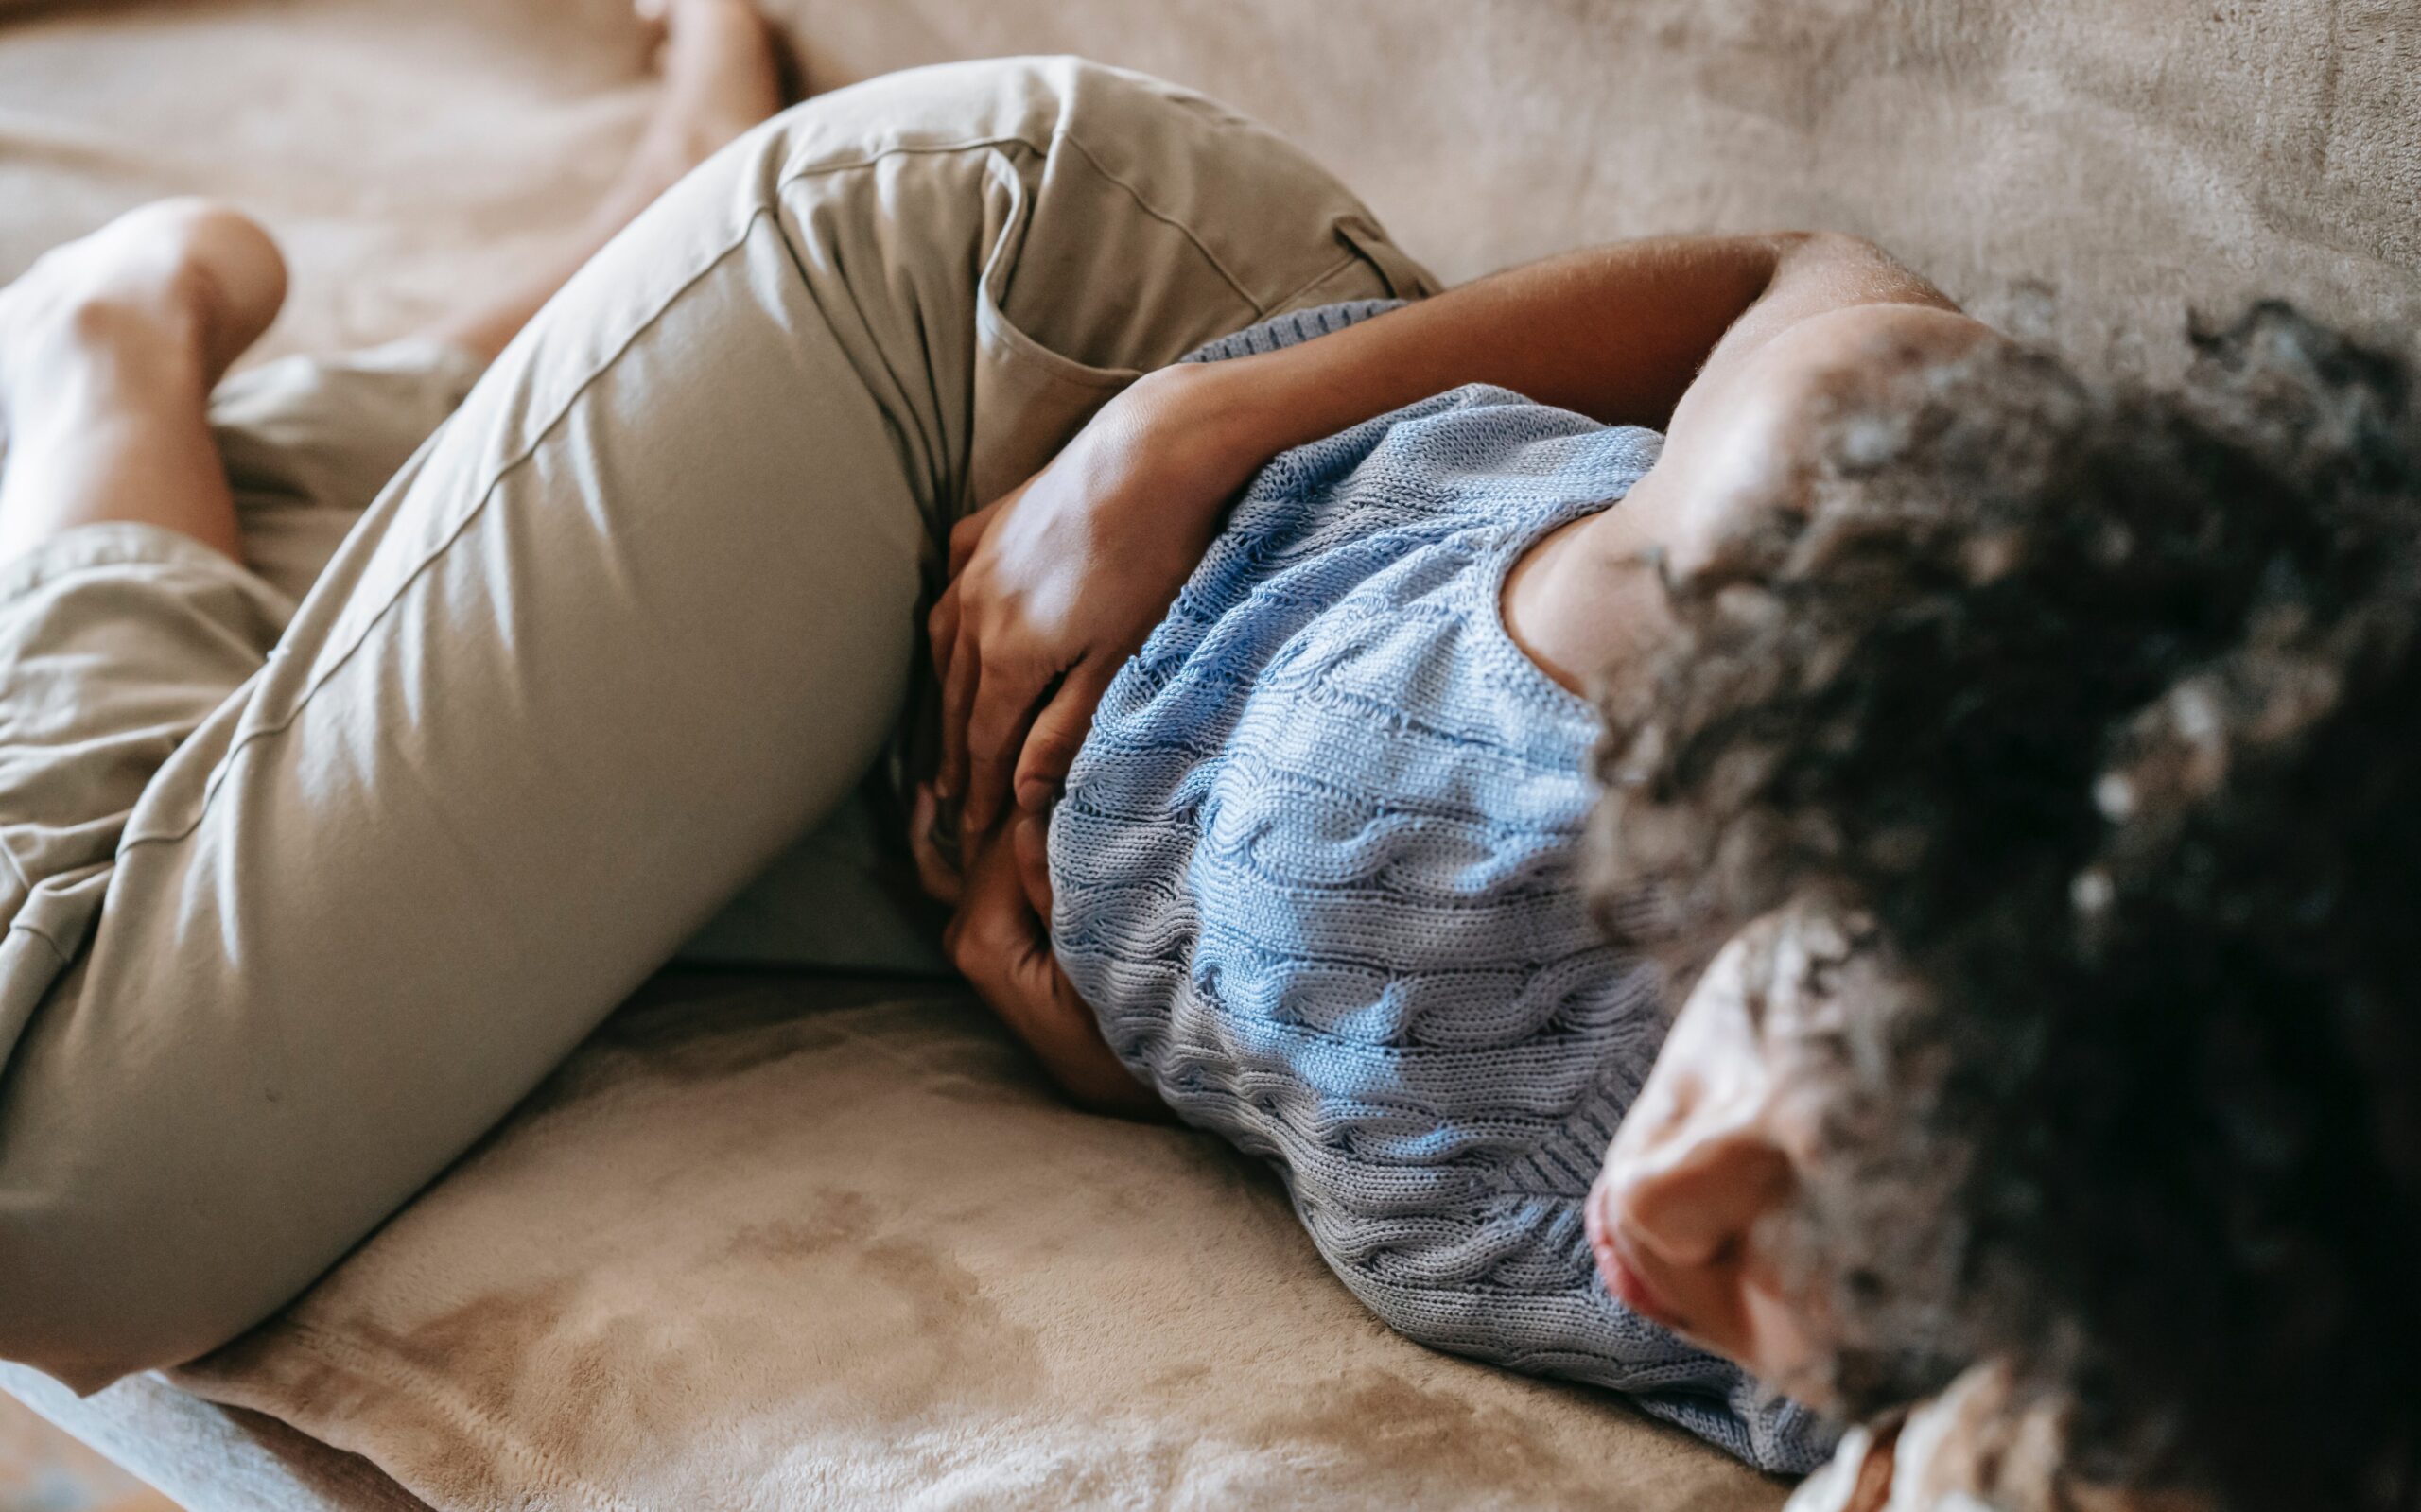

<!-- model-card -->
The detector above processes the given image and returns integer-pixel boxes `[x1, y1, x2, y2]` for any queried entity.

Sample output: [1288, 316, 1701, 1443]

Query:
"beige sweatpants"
[0, 56, 1433, 1391]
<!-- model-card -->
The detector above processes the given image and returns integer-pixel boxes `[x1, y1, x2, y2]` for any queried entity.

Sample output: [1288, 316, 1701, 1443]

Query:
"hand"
[942, 808, 1167, 1121]
[908, 778, 965, 906]
[929, 362, 1265, 837]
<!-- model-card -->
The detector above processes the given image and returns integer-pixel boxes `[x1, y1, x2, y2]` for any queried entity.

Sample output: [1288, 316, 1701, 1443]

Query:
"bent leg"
[214, 0, 789, 603]
[0, 57, 1432, 1390]
[0, 200, 286, 566]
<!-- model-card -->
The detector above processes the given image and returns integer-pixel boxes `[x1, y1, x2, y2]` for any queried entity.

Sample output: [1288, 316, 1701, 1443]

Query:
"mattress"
[3, 0, 2412, 1506]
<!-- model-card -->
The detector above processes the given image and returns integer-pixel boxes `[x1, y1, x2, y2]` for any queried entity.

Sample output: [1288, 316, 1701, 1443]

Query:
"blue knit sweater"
[1047, 306, 1829, 1473]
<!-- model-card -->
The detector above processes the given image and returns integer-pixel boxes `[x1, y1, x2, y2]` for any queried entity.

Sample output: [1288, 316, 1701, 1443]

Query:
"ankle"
[7, 280, 215, 412]
[67, 269, 213, 355]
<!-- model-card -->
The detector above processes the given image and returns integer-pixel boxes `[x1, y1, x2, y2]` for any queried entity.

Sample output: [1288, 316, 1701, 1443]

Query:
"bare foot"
[0, 199, 287, 435]
[420, 0, 786, 362]
[605, 0, 788, 219]
[0, 200, 286, 564]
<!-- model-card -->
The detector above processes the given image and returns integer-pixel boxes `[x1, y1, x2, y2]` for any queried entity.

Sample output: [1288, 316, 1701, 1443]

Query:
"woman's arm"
[929, 233, 1986, 1108]
[931, 232, 1963, 836]
[1158, 231, 1955, 448]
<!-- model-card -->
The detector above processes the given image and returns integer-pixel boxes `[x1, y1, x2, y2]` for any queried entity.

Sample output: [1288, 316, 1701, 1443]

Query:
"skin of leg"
[425, 0, 787, 363]
[0, 56, 1429, 1389]
[0, 200, 285, 565]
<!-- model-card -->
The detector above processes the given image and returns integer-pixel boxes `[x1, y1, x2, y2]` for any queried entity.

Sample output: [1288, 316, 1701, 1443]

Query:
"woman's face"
[1587, 898, 1894, 1406]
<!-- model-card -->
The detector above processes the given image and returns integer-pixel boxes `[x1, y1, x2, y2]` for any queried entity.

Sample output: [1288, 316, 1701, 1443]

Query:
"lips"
[1585, 1182, 1687, 1332]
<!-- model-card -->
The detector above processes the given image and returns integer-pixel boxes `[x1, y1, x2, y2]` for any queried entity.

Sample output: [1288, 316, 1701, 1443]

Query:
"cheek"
[1605, 1053, 1691, 1173]
[1601, 983, 1762, 1194]
[1736, 1250, 1838, 1401]
[1732, 1089, 1854, 1397]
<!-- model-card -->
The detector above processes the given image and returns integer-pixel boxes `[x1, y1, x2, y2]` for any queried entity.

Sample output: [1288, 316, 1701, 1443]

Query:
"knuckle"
[968, 700, 1017, 746]
[948, 928, 984, 979]
[957, 930, 1002, 982]
[1033, 724, 1075, 760]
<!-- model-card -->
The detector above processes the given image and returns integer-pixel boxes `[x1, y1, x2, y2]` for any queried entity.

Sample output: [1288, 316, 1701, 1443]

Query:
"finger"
[950, 905, 1011, 1006]
[950, 830, 1153, 1115]
[937, 619, 979, 801]
[989, 855, 1065, 1032]
[907, 782, 964, 906]
[927, 582, 961, 686]
[947, 509, 987, 581]
[948, 827, 1033, 1007]
[1015, 657, 1117, 813]
[1006, 926, 1065, 1033]
[963, 661, 1044, 836]
[1020, 939, 1162, 1119]
[1013, 809, 1054, 920]
[949, 487, 1015, 579]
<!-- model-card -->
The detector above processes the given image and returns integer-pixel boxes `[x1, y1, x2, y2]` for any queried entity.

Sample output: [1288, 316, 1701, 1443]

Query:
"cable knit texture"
[1052, 305, 1829, 1473]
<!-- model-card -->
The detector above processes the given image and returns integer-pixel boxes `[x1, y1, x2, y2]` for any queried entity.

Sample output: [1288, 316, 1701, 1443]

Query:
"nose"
[1613, 1108, 1795, 1271]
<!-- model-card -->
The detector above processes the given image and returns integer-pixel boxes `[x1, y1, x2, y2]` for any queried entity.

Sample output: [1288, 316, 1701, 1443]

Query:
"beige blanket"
[172, 975, 1782, 1510]
[8, 0, 2413, 365]
[3, 1, 2414, 1508]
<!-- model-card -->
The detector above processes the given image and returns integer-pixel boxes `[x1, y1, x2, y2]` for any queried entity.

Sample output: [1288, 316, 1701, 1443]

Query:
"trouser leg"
[215, 340, 961, 976]
[0, 56, 1431, 1390]
[210, 338, 489, 607]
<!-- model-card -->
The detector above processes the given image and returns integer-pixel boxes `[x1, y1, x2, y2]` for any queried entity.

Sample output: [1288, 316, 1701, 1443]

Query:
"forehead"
[1716, 896, 1900, 1037]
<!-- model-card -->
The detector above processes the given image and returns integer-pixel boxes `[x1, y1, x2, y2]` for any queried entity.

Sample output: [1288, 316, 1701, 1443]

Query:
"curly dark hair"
[1589, 304, 2421, 1511]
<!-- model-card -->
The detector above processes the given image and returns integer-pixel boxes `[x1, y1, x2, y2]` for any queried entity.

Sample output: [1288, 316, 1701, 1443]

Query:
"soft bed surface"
[89, 976, 1781, 1511]
[3, 1, 2415, 1508]
[6, 0, 2414, 366]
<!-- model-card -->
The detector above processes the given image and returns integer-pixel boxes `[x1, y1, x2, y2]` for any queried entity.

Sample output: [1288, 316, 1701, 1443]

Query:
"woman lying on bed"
[0, 1, 2411, 1498]
[0, 2, 1919, 1469]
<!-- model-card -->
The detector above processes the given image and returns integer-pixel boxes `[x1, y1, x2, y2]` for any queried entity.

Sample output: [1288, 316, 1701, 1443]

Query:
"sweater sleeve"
[1176, 298, 1407, 364]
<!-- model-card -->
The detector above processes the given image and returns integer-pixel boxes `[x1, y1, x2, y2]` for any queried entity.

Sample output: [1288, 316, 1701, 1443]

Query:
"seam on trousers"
[117, 124, 1284, 856]
[0, 829, 30, 897]
[0, 521, 267, 608]
[7, 921, 75, 968]
[747, 126, 1265, 315]
[117, 203, 782, 856]
[1053, 129, 1266, 315]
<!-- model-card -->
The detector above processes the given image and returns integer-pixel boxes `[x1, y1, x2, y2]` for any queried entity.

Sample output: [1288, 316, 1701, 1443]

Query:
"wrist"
[1123, 359, 1293, 492]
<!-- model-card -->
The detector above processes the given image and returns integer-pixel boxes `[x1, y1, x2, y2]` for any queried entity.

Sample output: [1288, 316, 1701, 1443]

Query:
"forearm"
[932, 232, 1964, 837]
[1161, 231, 1956, 470]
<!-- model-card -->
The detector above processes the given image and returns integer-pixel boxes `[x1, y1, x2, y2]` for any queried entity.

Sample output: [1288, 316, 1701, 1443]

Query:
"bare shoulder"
[1743, 300, 2002, 410]
[1503, 235, 2004, 695]
[1675, 232, 1990, 442]
[1624, 292, 2004, 582]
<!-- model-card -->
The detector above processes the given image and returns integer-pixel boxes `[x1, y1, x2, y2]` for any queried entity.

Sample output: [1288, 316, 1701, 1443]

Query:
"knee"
[0, 1161, 287, 1393]
[0, 1251, 229, 1397]
[759, 54, 1210, 176]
